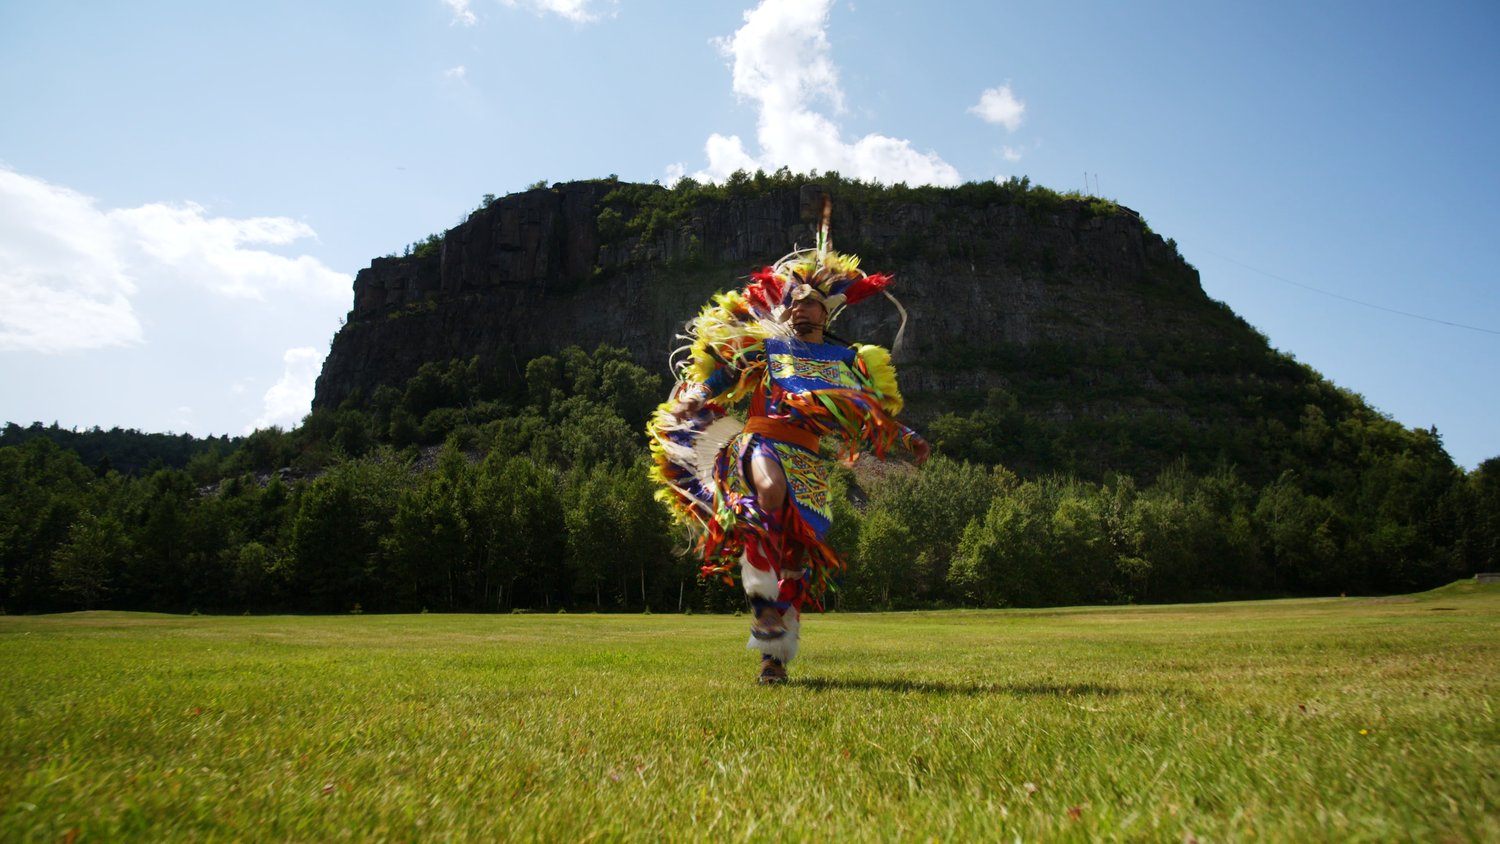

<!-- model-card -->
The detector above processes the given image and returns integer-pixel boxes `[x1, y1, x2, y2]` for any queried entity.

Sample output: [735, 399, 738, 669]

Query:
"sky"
[1, 0, 1496, 469]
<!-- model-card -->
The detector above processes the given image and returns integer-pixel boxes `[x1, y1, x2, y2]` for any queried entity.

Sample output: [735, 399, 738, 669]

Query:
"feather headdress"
[746, 193, 896, 324]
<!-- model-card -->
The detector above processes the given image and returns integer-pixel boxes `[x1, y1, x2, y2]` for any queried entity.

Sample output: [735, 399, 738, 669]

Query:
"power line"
[1201, 248, 1500, 337]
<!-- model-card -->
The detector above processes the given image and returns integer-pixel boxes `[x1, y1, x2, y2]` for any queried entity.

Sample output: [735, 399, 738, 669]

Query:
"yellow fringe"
[855, 344, 903, 416]
[782, 250, 862, 282]
[680, 290, 773, 405]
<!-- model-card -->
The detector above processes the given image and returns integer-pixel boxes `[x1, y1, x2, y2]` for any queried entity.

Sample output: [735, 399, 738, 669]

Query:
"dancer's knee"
[750, 456, 787, 513]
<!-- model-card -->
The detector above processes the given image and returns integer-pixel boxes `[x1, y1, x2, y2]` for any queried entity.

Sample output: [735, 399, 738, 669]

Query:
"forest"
[3, 342, 1496, 616]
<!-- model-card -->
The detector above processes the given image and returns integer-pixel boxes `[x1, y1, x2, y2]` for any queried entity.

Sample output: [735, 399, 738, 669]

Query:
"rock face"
[315, 179, 1243, 419]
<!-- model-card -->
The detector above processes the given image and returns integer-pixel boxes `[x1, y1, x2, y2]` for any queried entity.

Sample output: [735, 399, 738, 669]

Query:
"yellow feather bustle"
[855, 344, 903, 416]
[678, 290, 779, 404]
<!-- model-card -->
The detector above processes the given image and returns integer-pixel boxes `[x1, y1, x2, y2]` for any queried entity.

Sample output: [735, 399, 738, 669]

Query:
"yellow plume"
[855, 344, 903, 415]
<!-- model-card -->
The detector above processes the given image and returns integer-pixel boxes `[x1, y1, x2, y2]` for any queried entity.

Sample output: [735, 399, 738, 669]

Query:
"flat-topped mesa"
[313, 178, 1230, 482]
[315, 178, 1210, 419]
[350, 182, 614, 319]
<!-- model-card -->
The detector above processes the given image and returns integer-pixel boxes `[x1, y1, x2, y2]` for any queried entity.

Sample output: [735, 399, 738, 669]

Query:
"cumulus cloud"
[446, 65, 467, 79]
[1002, 145, 1024, 162]
[1, 168, 142, 353]
[970, 84, 1026, 131]
[500, 0, 616, 24]
[251, 347, 323, 432]
[110, 202, 349, 301]
[683, 0, 959, 187]
[0, 166, 350, 354]
[444, 0, 477, 26]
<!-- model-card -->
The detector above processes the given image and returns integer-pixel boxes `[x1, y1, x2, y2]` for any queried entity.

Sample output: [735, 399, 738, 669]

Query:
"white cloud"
[0, 282, 142, 354]
[1, 168, 142, 353]
[500, 0, 616, 24]
[444, 0, 477, 26]
[446, 65, 467, 79]
[970, 84, 1026, 131]
[0, 166, 350, 354]
[689, 0, 959, 186]
[1002, 145, 1024, 162]
[111, 202, 349, 301]
[251, 347, 322, 432]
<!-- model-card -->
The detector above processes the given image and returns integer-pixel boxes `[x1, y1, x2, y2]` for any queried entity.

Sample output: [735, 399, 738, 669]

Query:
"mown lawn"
[2, 582, 1497, 842]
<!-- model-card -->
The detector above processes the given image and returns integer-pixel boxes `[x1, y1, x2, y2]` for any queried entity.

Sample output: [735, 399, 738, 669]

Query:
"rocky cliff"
[316, 178, 1254, 419]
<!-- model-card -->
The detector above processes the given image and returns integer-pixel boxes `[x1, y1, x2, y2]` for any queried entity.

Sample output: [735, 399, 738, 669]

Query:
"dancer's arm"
[907, 428, 931, 465]
[671, 347, 765, 418]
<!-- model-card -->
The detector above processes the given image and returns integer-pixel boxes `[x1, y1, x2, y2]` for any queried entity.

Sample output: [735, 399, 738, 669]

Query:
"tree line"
[0, 422, 235, 477]
[3, 345, 1496, 615]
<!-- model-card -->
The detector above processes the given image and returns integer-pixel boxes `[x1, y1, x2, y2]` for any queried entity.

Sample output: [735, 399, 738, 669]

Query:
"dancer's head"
[786, 289, 828, 341]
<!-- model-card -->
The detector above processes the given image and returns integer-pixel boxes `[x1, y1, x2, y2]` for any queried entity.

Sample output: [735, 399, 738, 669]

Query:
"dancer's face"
[787, 297, 827, 341]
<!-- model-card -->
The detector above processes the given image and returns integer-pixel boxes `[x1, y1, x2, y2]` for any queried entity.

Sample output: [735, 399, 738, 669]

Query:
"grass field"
[3, 583, 1498, 842]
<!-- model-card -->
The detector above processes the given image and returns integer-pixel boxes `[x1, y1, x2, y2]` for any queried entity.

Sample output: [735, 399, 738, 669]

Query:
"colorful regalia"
[646, 199, 924, 676]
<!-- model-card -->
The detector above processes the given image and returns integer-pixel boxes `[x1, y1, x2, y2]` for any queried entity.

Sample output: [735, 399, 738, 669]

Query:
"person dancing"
[647, 197, 928, 684]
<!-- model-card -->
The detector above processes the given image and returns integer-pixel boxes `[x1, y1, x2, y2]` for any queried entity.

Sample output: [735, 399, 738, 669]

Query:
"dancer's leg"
[743, 448, 789, 608]
[745, 449, 795, 666]
[749, 450, 787, 514]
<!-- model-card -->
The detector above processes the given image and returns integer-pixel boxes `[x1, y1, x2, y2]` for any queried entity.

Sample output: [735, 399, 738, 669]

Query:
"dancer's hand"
[669, 394, 705, 420]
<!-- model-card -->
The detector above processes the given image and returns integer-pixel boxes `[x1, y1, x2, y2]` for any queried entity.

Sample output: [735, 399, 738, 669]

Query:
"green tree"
[227, 541, 276, 608]
[525, 355, 564, 415]
[1341, 425, 1461, 592]
[124, 469, 197, 609]
[471, 454, 564, 609]
[181, 493, 239, 610]
[555, 398, 639, 470]
[851, 508, 914, 609]
[52, 511, 129, 609]
[1462, 457, 1500, 571]
[332, 407, 375, 458]
[560, 460, 674, 610]
[947, 475, 1115, 607]
[596, 356, 665, 430]
[382, 442, 472, 610]
[1046, 481, 1113, 606]
[564, 466, 619, 608]
[949, 481, 1049, 606]
[224, 426, 295, 474]
[1254, 472, 1346, 593]
[0, 439, 94, 610]
[288, 452, 409, 611]
[860, 457, 1006, 602]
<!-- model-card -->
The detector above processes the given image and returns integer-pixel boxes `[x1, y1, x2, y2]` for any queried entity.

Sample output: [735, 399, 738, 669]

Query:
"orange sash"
[743, 416, 821, 452]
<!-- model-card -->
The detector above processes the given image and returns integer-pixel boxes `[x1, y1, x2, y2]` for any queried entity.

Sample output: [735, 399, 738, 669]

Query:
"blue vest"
[763, 337, 860, 395]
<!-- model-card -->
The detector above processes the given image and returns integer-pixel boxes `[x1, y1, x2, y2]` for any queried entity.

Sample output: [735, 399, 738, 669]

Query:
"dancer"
[647, 196, 928, 684]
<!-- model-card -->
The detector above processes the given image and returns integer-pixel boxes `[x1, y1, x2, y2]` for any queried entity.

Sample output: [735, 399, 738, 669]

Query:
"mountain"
[313, 174, 1431, 483]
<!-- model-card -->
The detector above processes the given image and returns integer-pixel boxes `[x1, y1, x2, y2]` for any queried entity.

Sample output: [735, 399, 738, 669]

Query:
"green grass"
[3, 585, 1498, 842]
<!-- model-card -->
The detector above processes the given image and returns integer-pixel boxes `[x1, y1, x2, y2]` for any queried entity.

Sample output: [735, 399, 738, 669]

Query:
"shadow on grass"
[794, 677, 1129, 697]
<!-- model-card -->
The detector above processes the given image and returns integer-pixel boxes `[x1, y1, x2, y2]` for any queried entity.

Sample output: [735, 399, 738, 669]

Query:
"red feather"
[746, 267, 784, 312]
[840, 272, 894, 305]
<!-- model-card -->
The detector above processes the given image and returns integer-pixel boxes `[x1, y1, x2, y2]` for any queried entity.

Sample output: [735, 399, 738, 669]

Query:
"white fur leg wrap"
[746, 606, 800, 664]
[740, 555, 779, 601]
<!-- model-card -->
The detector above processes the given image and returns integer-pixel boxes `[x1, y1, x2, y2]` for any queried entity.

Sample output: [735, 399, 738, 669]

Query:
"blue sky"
[1, 0, 1496, 469]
